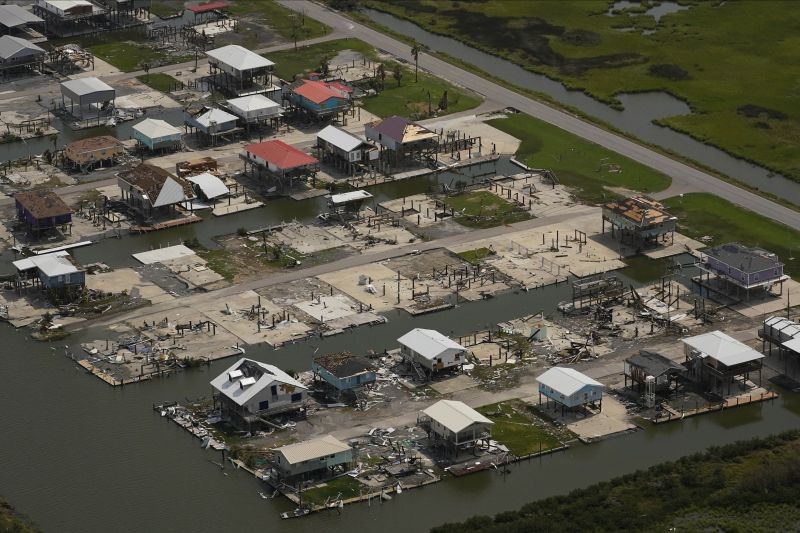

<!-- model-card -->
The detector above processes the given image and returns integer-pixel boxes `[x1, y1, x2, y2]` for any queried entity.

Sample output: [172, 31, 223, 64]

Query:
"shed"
[398, 328, 467, 375]
[624, 350, 685, 391]
[271, 435, 352, 481]
[537, 367, 603, 410]
[15, 189, 72, 233]
[682, 330, 764, 394]
[132, 118, 183, 151]
[60, 76, 115, 115]
[117, 164, 194, 216]
[225, 94, 282, 122]
[64, 135, 124, 170]
[419, 400, 493, 452]
[186, 172, 229, 201]
[0, 35, 45, 68]
[327, 189, 372, 220]
[13, 251, 85, 290]
[210, 357, 307, 427]
[312, 352, 376, 393]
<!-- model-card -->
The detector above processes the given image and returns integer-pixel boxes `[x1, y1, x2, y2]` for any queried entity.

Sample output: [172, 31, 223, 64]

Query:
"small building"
[271, 435, 352, 482]
[132, 118, 183, 152]
[64, 135, 124, 171]
[624, 350, 685, 393]
[117, 163, 194, 218]
[327, 189, 372, 221]
[15, 189, 72, 234]
[682, 330, 764, 395]
[0, 5, 45, 38]
[316, 125, 371, 175]
[312, 352, 376, 397]
[60, 76, 115, 118]
[601, 196, 676, 245]
[365, 115, 439, 168]
[33, 0, 105, 37]
[418, 399, 493, 455]
[537, 367, 603, 412]
[0, 35, 46, 76]
[759, 316, 800, 358]
[224, 94, 282, 130]
[698, 242, 787, 300]
[240, 139, 319, 189]
[398, 328, 467, 377]
[210, 357, 307, 428]
[13, 251, 85, 291]
[286, 79, 350, 120]
[184, 107, 239, 145]
[206, 44, 275, 96]
[185, 172, 229, 202]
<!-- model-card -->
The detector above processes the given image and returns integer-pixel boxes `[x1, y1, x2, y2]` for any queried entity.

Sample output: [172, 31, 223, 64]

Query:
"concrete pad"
[87, 268, 174, 304]
[729, 278, 800, 318]
[422, 113, 521, 155]
[161, 255, 225, 289]
[318, 262, 413, 312]
[271, 223, 345, 254]
[643, 232, 705, 259]
[430, 374, 479, 395]
[115, 90, 181, 110]
[133, 244, 196, 265]
[294, 294, 360, 324]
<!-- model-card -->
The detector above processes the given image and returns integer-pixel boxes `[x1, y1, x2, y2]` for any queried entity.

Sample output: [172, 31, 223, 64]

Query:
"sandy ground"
[87, 268, 175, 304]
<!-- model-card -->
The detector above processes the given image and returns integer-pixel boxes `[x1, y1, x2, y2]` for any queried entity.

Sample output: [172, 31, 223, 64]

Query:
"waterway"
[2, 259, 800, 532]
[361, 9, 800, 205]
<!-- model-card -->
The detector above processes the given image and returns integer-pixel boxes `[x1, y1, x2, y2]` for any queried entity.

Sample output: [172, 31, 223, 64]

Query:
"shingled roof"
[14, 189, 72, 219]
[65, 135, 123, 153]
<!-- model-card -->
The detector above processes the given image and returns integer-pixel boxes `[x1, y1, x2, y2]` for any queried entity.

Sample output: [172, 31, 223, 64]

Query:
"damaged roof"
[65, 135, 123, 153]
[368, 115, 437, 144]
[210, 357, 306, 407]
[14, 189, 72, 219]
[602, 196, 675, 227]
[313, 352, 374, 378]
[118, 164, 194, 207]
[626, 350, 685, 378]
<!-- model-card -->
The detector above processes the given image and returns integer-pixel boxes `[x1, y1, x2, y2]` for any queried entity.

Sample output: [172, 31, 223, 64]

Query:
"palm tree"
[377, 63, 386, 90]
[392, 64, 402, 88]
[411, 41, 424, 82]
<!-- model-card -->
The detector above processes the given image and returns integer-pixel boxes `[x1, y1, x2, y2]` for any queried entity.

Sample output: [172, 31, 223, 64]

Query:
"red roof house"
[287, 79, 350, 117]
[242, 140, 319, 178]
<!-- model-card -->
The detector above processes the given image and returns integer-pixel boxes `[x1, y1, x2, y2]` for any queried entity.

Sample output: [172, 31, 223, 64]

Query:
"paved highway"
[277, 0, 799, 231]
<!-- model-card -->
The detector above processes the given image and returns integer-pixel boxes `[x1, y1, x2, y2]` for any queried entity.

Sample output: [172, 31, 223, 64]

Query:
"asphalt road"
[72, 206, 593, 330]
[277, 0, 799, 231]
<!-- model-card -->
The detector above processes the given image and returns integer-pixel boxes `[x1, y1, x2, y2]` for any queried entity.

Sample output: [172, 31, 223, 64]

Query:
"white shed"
[537, 367, 603, 410]
[398, 328, 467, 373]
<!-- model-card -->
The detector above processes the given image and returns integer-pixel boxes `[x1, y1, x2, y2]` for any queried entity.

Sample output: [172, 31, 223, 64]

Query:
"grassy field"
[230, 0, 329, 42]
[489, 113, 671, 204]
[362, 1, 800, 183]
[444, 191, 530, 229]
[301, 475, 362, 506]
[136, 73, 180, 93]
[476, 401, 562, 457]
[662, 193, 800, 278]
[0, 497, 39, 533]
[267, 38, 481, 119]
[457, 247, 494, 265]
[149, 0, 180, 18]
[433, 430, 800, 533]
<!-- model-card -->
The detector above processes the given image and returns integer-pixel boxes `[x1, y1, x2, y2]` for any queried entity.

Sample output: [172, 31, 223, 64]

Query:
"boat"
[280, 508, 310, 519]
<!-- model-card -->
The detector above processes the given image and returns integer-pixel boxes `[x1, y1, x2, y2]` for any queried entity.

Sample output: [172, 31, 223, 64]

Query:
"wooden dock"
[653, 390, 778, 424]
[131, 215, 202, 233]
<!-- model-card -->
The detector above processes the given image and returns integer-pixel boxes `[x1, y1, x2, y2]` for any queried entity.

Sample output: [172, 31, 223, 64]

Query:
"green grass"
[267, 38, 376, 81]
[89, 41, 190, 72]
[149, 0, 180, 18]
[444, 190, 530, 229]
[230, 0, 329, 42]
[476, 401, 561, 457]
[362, 1, 800, 183]
[457, 247, 494, 265]
[662, 193, 800, 278]
[136, 73, 180, 93]
[489, 113, 671, 204]
[301, 475, 363, 506]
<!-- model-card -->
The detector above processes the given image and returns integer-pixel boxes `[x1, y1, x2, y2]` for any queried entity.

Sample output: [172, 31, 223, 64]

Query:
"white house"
[132, 118, 183, 151]
[225, 94, 282, 123]
[317, 124, 370, 164]
[210, 358, 308, 427]
[682, 330, 764, 395]
[271, 435, 352, 481]
[419, 400, 493, 453]
[398, 328, 467, 374]
[537, 367, 604, 411]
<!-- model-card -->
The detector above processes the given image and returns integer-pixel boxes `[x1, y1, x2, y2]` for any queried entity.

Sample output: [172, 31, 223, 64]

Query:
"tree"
[290, 14, 304, 51]
[411, 40, 424, 82]
[320, 56, 330, 78]
[377, 63, 386, 90]
[439, 90, 449, 111]
[392, 64, 402, 87]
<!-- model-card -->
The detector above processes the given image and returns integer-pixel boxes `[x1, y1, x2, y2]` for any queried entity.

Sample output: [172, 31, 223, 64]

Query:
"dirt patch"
[737, 104, 787, 121]
[559, 29, 602, 47]
[647, 63, 691, 81]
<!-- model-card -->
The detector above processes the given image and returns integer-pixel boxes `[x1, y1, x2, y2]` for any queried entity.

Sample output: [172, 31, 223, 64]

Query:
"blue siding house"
[286, 79, 350, 119]
[701, 242, 786, 294]
[312, 352, 376, 394]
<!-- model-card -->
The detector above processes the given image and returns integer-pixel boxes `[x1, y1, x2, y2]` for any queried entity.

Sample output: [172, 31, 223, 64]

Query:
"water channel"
[361, 8, 800, 205]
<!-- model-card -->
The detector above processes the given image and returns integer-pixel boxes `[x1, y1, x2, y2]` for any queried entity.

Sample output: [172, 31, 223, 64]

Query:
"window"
[291, 392, 303, 402]
[259, 400, 269, 410]
[270, 385, 277, 396]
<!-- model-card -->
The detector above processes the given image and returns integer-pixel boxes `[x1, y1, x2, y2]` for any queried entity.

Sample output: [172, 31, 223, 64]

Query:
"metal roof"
[0, 5, 44, 28]
[317, 125, 367, 153]
[244, 140, 318, 170]
[132, 244, 196, 265]
[210, 357, 306, 407]
[186, 172, 229, 199]
[291, 79, 344, 105]
[330, 190, 372, 205]
[682, 331, 764, 366]
[133, 118, 182, 140]
[537, 367, 603, 396]
[188, 1, 229, 13]
[783, 337, 800, 354]
[193, 107, 237, 128]
[422, 400, 493, 433]
[61, 76, 114, 96]
[226, 94, 281, 114]
[13, 250, 69, 272]
[206, 45, 274, 71]
[764, 316, 800, 339]
[0, 35, 45, 61]
[117, 164, 194, 207]
[274, 435, 350, 465]
[397, 328, 464, 360]
[13, 252, 79, 277]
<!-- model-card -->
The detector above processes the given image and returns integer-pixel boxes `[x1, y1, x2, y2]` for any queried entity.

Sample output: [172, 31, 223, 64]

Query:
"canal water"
[1, 252, 799, 532]
[361, 9, 800, 205]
